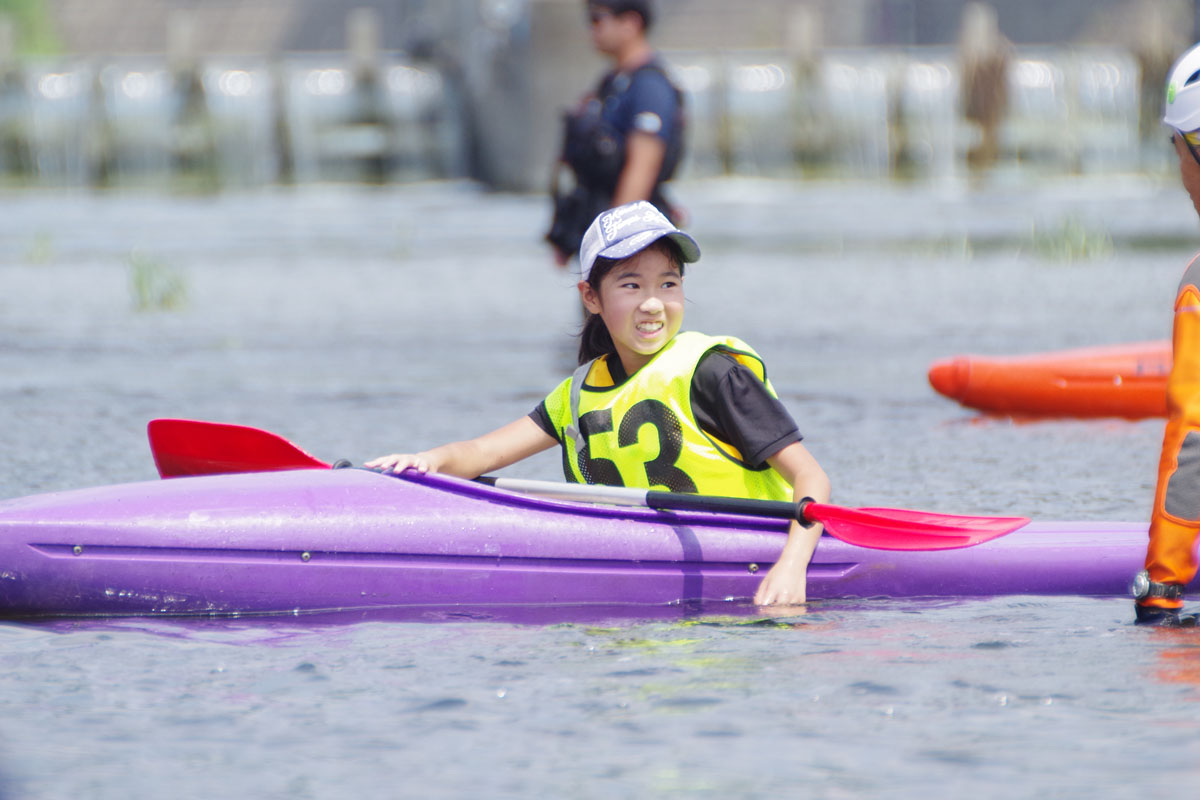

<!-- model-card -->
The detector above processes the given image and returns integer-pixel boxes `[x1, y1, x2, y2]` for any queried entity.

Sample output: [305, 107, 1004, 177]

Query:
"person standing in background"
[1134, 41, 1200, 626]
[546, 0, 686, 267]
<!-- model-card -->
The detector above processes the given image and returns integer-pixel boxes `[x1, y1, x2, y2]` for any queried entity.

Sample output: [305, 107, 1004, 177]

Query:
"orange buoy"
[927, 341, 1171, 419]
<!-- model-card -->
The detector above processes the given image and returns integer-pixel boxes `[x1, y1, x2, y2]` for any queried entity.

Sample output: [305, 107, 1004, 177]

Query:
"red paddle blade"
[806, 502, 1030, 551]
[147, 419, 330, 478]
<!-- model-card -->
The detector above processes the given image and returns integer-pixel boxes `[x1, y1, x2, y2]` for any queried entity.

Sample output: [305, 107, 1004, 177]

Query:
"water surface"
[1, 177, 1198, 798]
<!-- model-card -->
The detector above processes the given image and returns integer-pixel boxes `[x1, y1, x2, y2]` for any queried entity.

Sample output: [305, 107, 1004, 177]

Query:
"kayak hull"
[0, 469, 1174, 618]
[928, 341, 1170, 419]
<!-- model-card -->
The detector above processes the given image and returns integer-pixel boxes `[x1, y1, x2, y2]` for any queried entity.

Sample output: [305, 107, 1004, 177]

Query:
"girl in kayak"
[368, 201, 831, 607]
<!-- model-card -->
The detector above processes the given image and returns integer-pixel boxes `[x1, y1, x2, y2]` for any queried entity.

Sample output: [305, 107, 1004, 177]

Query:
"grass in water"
[128, 250, 186, 311]
[1029, 217, 1113, 262]
[25, 231, 52, 264]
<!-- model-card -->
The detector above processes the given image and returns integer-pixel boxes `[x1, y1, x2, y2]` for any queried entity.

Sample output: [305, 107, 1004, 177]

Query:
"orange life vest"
[1144, 253, 1200, 608]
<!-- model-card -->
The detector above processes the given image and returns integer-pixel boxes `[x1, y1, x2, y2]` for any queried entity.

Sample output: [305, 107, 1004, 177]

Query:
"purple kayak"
[0, 468, 1174, 619]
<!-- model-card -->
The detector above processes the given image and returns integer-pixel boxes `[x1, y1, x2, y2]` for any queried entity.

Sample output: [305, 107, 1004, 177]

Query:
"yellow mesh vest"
[543, 331, 794, 500]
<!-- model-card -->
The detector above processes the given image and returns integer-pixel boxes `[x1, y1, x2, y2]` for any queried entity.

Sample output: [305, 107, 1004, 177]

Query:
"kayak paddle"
[146, 418, 1030, 551]
[147, 418, 329, 477]
[473, 476, 1028, 551]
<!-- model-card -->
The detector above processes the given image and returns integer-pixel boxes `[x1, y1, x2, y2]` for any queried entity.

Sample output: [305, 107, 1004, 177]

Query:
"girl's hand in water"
[364, 453, 435, 474]
[753, 549, 809, 607]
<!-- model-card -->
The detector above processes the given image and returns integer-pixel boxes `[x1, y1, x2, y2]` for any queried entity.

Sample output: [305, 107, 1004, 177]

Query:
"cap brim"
[596, 229, 701, 265]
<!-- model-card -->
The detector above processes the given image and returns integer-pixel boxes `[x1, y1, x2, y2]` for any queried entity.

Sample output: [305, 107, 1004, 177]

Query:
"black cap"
[588, 0, 653, 31]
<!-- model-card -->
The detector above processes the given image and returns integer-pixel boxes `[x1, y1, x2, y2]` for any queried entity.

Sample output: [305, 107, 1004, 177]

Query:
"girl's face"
[579, 245, 684, 375]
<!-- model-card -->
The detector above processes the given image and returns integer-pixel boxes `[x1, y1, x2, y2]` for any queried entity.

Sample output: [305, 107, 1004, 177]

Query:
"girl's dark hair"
[577, 238, 684, 365]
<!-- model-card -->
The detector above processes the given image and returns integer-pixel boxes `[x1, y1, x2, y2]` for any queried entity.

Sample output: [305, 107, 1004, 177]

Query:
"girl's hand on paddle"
[364, 453, 435, 474]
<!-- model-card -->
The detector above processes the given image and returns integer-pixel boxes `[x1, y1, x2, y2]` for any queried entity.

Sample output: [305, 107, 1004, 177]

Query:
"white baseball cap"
[578, 201, 700, 281]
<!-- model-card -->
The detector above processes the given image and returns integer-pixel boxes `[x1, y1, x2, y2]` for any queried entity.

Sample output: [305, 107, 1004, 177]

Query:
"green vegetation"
[24, 230, 51, 264]
[0, 0, 61, 56]
[1029, 217, 1114, 262]
[128, 250, 186, 311]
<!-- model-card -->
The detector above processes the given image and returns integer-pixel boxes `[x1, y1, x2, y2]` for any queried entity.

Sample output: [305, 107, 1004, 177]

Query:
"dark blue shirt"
[595, 59, 681, 150]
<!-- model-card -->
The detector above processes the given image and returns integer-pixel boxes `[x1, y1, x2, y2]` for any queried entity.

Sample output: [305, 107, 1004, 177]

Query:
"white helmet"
[1164, 43, 1200, 132]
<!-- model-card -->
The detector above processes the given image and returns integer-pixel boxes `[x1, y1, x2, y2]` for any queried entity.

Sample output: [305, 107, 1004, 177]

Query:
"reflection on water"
[1151, 635, 1200, 689]
[4, 596, 1200, 797]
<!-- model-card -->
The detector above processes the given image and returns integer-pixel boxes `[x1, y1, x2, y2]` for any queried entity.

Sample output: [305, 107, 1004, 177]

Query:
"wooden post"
[346, 7, 389, 183]
[0, 14, 33, 181]
[786, 5, 827, 174]
[958, 2, 1009, 171]
[167, 9, 219, 190]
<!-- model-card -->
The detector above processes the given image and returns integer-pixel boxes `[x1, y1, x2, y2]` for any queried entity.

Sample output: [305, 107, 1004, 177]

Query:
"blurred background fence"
[0, 0, 1196, 191]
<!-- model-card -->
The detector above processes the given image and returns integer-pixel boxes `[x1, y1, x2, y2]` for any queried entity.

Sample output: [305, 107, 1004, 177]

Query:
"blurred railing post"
[1135, 0, 1182, 146]
[86, 62, 116, 188]
[958, 2, 1009, 171]
[0, 14, 32, 182]
[270, 59, 295, 185]
[347, 7, 390, 183]
[167, 9, 218, 190]
[787, 4, 828, 174]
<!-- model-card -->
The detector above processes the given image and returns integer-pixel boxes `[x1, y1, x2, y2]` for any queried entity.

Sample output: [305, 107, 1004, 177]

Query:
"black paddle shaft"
[475, 475, 817, 529]
[644, 490, 816, 527]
